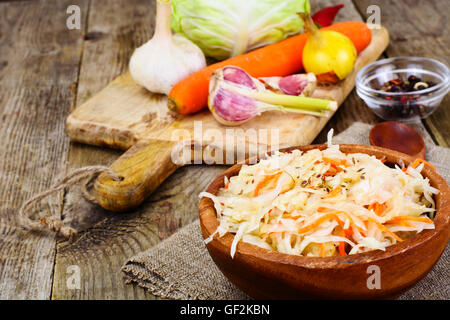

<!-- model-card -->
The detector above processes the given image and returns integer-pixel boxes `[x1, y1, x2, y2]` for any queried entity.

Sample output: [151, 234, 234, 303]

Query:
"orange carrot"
[328, 185, 342, 197]
[323, 164, 343, 177]
[386, 216, 433, 224]
[336, 219, 354, 237]
[338, 230, 347, 256]
[322, 157, 349, 167]
[368, 218, 403, 242]
[253, 172, 283, 196]
[298, 213, 336, 234]
[168, 21, 372, 114]
[368, 202, 386, 216]
[410, 159, 436, 170]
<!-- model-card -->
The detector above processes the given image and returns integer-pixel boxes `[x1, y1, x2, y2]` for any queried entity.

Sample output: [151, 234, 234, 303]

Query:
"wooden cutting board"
[66, 26, 389, 212]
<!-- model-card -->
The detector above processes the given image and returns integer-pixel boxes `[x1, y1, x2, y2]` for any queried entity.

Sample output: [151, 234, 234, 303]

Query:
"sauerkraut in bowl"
[200, 131, 439, 258]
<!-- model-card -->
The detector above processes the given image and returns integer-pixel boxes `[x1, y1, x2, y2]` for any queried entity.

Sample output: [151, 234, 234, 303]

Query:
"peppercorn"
[408, 75, 420, 83]
[374, 75, 435, 120]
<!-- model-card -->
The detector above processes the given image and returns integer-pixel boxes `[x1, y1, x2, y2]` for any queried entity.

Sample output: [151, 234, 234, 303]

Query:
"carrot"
[298, 213, 337, 234]
[168, 21, 372, 114]
[253, 172, 283, 196]
[410, 159, 436, 170]
[338, 230, 347, 256]
[386, 216, 433, 224]
[322, 157, 349, 167]
[328, 185, 342, 197]
[368, 202, 386, 216]
[323, 164, 343, 177]
[368, 218, 403, 242]
[336, 219, 354, 237]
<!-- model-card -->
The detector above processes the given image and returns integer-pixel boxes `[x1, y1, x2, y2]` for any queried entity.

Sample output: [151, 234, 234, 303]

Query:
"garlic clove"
[209, 86, 261, 126]
[259, 73, 317, 96]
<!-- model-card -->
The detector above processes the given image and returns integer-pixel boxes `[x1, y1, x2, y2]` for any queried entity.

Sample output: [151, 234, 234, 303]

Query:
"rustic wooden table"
[0, 0, 448, 299]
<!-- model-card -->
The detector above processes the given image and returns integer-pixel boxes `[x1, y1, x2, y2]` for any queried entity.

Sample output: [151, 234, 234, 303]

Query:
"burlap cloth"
[122, 122, 449, 300]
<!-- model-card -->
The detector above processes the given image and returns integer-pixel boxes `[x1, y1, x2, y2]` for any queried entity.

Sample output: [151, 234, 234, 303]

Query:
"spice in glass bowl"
[374, 76, 437, 119]
[356, 57, 449, 122]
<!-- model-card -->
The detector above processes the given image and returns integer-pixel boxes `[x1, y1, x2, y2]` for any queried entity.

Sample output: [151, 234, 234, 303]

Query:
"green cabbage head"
[171, 0, 311, 60]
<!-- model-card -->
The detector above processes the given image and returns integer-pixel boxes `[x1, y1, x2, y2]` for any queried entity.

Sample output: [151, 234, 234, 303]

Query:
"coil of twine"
[18, 166, 121, 239]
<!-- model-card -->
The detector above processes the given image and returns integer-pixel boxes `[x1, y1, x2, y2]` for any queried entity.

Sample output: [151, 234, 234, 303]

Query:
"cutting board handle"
[93, 139, 183, 212]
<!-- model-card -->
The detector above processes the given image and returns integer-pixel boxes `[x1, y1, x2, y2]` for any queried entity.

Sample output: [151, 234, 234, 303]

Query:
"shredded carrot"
[323, 164, 343, 177]
[336, 218, 354, 237]
[328, 186, 342, 197]
[283, 215, 302, 220]
[386, 220, 414, 227]
[338, 230, 347, 256]
[322, 157, 349, 167]
[410, 159, 436, 170]
[297, 213, 336, 234]
[386, 216, 433, 224]
[368, 202, 386, 216]
[320, 243, 325, 257]
[253, 172, 282, 196]
[368, 218, 403, 242]
[224, 182, 230, 189]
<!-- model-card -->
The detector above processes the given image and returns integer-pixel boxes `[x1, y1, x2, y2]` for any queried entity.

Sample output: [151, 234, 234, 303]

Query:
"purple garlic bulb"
[208, 66, 335, 126]
[208, 66, 269, 126]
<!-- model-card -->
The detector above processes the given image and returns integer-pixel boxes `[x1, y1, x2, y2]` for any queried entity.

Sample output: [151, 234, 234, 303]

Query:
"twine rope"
[18, 166, 121, 239]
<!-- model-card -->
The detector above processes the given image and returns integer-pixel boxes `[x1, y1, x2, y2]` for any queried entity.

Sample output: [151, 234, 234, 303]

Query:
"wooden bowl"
[199, 144, 450, 299]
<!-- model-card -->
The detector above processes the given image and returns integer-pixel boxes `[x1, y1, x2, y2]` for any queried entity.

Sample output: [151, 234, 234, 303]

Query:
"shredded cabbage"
[200, 133, 438, 258]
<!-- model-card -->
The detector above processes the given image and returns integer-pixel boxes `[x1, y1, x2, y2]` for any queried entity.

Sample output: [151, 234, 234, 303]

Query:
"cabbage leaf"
[171, 0, 311, 60]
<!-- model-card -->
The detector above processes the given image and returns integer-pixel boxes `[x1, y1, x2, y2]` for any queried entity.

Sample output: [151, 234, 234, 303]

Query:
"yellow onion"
[299, 13, 356, 83]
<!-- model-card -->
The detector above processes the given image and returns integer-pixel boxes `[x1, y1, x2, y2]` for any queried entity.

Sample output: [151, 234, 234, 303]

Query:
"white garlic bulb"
[129, 0, 206, 95]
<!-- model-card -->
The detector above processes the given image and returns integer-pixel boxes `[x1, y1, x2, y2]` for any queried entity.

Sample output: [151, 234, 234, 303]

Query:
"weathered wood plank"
[352, 0, 449, 147]
[0, 0, 88, 299]
[52, 0, 160, 300]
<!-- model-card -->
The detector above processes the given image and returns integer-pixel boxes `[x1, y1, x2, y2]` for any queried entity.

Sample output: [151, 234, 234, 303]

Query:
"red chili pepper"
[312, 4, 345, 28]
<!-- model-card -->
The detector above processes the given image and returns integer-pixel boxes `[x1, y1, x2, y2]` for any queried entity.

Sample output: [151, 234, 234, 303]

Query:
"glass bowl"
[356, 57, 449, 122]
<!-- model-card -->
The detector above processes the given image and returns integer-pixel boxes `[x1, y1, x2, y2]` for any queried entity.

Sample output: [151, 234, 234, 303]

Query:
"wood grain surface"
[0, 0, 448, 299]
[0, 0, 88, 299]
